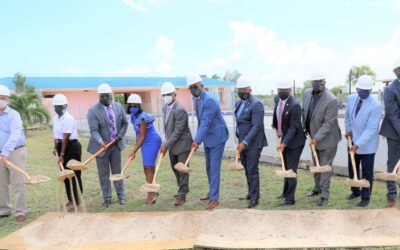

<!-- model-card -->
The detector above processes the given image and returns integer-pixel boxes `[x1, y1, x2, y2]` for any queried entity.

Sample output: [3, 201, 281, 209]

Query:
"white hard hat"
[160, 82, 176, 95]
[97, 83, 112, 94]
[310, 71, 326, 81]
[355, 75, 374, 89]
[186, 74, 202, 86]
[52, 94, 68, 105]
[394, 58, 400, 70]
[0, 85, 10, 96]
[127, 93, 142, 104]
[276, 80, 292, 89]
[236, 77, 251, 88]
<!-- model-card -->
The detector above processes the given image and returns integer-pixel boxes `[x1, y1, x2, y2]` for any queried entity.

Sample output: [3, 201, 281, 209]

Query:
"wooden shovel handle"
[310, 141, 321, 168]
[152, 153, 164, 184]
[5, 160, 30, 179]
[83, 140, 115, 165]
[392, 159, 400, 174]
[184, 148, 196, 166]
[55, 152, 65, 171]
[347, 138, 359, 181]
[121, 156, 133, 175]
[235, 150, 239, 164]
[274, 130, 286, 171]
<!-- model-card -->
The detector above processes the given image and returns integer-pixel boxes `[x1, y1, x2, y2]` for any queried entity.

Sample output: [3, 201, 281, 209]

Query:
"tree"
[347, 65, 376, 85]
[223, 70, 241, 83]
[8, 72, 50, 132]
[211, 74, 221, 80]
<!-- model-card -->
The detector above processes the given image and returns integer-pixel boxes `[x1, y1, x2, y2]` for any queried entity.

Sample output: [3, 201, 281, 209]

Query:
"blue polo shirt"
[0, 106, 25, 156]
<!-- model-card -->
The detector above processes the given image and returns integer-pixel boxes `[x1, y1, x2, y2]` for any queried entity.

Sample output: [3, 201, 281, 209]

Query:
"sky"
[1, 0, 400, 93]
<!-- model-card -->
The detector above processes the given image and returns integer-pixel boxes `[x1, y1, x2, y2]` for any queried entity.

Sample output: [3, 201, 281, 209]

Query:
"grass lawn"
[0, 129, 394, 245]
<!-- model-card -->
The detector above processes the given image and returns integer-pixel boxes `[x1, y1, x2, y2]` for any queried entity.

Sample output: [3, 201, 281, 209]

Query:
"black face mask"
[278, 92, 290, 100]
[54, 106, 65, 117]
[100, 94, 112, 106]
[190, 88, 202, 98]
[238, 92, 251, 100]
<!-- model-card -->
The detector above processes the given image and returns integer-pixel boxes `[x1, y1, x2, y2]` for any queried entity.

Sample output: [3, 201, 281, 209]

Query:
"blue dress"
[131, 112, 162, 167]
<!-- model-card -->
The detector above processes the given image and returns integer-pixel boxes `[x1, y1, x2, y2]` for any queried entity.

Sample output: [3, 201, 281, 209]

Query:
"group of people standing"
[1, 59, 400, 221]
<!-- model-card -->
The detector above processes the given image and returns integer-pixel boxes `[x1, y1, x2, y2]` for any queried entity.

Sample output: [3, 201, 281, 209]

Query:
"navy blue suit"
[235, 95, 267, 202]
[273, 95, 306, 203]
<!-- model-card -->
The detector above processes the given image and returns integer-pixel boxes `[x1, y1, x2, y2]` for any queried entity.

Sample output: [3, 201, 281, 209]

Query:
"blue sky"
[1, 0, 400, 93]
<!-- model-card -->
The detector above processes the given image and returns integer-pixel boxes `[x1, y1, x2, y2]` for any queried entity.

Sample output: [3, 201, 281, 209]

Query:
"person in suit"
[187, 75, 229, 210]
[302, 72, 341, 206]
[344, 75, 381, 207]
[159, 82, 193, 206]
[234, 79, 267, 208]
[272, 80, 306, 206]
[380, 59, 400, 207]
[87, 83, 128, 208]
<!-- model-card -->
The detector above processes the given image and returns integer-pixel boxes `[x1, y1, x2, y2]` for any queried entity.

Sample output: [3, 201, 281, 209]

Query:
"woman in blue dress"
[127, 94, 162, 206]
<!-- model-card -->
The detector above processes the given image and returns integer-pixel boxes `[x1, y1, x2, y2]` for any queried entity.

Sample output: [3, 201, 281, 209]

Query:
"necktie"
[355, 99, 363, 117]
[106, 106, 117, 140]
[277, 100, 283, 136]
[165, 106, 172, 124]
[237, 101, 245, 118]
[196, 98, 200, 126]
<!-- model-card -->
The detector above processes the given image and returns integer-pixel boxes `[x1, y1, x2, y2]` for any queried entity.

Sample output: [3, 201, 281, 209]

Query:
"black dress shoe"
[346, 193, 360, 200]
[119, 198, 127, 205]
[102, 200, 111, 208]
[317, 197, 328, 206]
[278, 200, 295, 206]
[276, 194, 285, 199]
[357, 200, 370, 207]
[238, 195, 251, 201]
[0, 214, 10, 218]
[307, 190, 320, 197]
[247, 200, 259, 209]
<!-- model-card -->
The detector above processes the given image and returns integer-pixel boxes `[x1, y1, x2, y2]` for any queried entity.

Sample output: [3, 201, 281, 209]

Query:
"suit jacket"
[273, 95, 305, 149]
[301, 88, 341, 150]
[162, 101, 193, 155]
[87, 102, 128, 154]
[234, 95, 267, 149]
[193, 90, 229, 148]
[345, 94, 381, 154]
[380, 78, 400, 141]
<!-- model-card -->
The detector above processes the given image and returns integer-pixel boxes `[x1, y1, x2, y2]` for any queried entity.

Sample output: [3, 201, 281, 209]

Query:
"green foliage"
[347, 65, 376, 85]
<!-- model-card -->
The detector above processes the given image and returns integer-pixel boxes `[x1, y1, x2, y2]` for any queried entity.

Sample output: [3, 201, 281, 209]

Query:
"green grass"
[0, 129, 394, 245]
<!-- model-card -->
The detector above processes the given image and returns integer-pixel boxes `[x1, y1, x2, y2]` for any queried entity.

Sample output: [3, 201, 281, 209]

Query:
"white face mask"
[0, 100, 8, 109]
[163, 95, 173, 105]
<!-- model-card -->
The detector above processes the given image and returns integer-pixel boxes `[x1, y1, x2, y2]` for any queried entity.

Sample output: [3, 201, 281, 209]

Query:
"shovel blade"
[25, 175, 51, 185]
[310, 165, 332, 173]
[275, 169, 297, 178]
[375, 172, 400, 181]
[228, 162, 244, 171]
[140, 183, 160, 193]
[174, 163, 192, 173]
[346, 178, 370, 188]
[109, 174, 129, 182]
[66, 159, 89, 171]
[57, 170, 75, 181]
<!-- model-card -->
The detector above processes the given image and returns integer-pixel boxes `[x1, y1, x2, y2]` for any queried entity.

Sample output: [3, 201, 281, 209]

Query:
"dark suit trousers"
[387, 139, 400, 200]
[240, 147, 262, 202]
[282, 145, 304, 203]
[312, 146, 337, 200]
[347, 153, 375, 200]
[168, 150, 190, 198]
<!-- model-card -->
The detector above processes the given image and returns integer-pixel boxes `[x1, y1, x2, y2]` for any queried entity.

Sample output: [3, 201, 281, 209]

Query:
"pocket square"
[285, 111, 289, 115]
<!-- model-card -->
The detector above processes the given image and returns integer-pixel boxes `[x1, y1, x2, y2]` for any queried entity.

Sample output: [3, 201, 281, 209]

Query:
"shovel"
[55, 153, 75, 182]
[5, 160, 51, 185]
[66, 140, 115, 171]
[274, 132, 297, 178]
[375, 159, 400, 181]
[345, 138, 370, 188]
[174, 147, 195, 173]
[140, 153, 164, 193]
[109, 156, 133, 181]
[228, 150, 244, 171]
[309, 137, 332, 173]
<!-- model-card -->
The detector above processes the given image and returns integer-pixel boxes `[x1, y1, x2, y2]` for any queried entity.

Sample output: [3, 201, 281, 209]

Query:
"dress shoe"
[200, 194, 210, 201]
[0, 214, 10, 218]
[279, 200, 295, 206]
[346, 193, 360, 200]
[175, 197, 186, 206]
[16, 215, 26, 222]
[307, 190, 320, 197]
[119, 198, 127, 205]
[238, 195, 250, 201]
[247, 200, 259, 209]
[388, 199, 396, 207]
[102, 200, 111, 208]
[317, 197, 328, 206]
[276, 194, 285, 199]
[207, 200, 219, 210]
[357, 200, 370, 208]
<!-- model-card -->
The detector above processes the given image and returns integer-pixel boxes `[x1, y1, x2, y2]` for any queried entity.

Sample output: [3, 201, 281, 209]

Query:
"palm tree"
[347, 65, 376, 85]
[8, 72, 50, 132]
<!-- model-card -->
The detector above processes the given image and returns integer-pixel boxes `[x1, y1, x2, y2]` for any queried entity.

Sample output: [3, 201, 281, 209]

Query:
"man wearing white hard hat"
[187, 74, 229, 210]
[272, 80, 305, 206]
[87, 83, 128, 208]
[302, 72, 341, 206]
[159, 82, 193, 206]
[52, 94, 83, 211]
[234, 78, 267, 208]
[344, 75, 381, 207]
[0, 85, 27, 222]
[380, 59, 400, 207]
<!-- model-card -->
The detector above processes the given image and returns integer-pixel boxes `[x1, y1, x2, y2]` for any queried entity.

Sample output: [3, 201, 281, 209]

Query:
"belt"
[56, 139, 78, 143]
[0, 145, 25, 154]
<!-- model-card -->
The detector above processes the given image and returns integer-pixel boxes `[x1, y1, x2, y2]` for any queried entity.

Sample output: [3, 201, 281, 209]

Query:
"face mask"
[190, 88, 202, 98]
[0, 100, 8, 109]
[100, 94, 112, 106]
[312, 82, 324, 93]
[358, 90, 371, 99]
[129, 107, 139, 115]
[163, 95, 173, 105]
[278, 91, 290, 100]
[238, 92, 250, 100]
[54, 106, 66, 116]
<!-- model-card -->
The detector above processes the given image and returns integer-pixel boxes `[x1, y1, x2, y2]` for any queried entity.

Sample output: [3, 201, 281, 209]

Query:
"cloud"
[148, 35, 175, 61]
[122, 0, 168, 12]
[368, 0, 400, 11]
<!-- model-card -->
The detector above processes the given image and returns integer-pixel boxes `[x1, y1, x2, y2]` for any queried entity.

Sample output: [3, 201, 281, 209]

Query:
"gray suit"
[302, 88, 341, 200]
[163, 101, 192, 198]
[87, 102, 128, 202]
